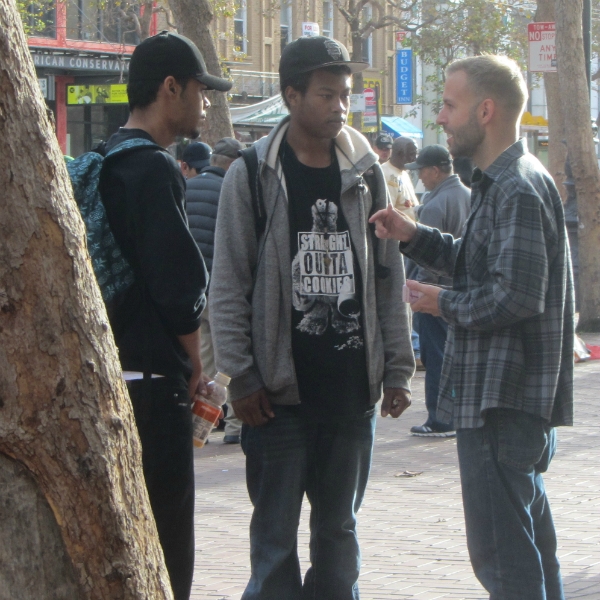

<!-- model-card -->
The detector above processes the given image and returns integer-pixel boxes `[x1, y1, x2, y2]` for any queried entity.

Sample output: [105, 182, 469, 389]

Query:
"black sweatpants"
[128, 377, 195, 600]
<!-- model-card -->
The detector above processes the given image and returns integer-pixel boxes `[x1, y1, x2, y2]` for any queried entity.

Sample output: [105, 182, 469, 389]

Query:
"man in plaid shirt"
[370, 55, 574, 600]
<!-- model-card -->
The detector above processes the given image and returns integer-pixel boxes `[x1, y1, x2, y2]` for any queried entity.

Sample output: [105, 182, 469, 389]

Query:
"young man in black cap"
[209, 36, 414, 599]
[185, 137, 245, 444]
[99, 30, 231, 600]
[373, 131, 393, 163]
[403, 144, 471, 438]
[181, 141, 212, 179]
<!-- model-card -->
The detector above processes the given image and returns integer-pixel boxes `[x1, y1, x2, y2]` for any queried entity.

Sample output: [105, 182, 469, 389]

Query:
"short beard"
[450, 106, 484, 159]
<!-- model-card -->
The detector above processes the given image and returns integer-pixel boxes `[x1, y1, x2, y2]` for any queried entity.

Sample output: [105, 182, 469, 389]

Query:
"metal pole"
[583, 0, 592, 98]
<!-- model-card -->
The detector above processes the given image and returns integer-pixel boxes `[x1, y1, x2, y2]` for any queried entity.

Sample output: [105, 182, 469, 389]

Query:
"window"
[322, 1, 333, 38]
[65, 0, 139, 44]
[280, 0, 292, 54]
[26, 1, 56, 38]
[234, 3, 247, 54]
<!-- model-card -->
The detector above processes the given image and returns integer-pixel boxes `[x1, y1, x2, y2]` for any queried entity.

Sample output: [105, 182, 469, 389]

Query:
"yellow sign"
[67, 84, 128, 105]
[348, 78, 383, 133]
[521, 111, 548, 127]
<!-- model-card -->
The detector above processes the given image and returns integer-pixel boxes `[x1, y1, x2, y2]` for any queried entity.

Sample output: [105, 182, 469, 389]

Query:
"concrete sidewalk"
[191, 333, 600, 600]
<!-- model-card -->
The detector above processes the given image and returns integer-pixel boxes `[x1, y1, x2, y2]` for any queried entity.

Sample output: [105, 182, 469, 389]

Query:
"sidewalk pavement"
[191, 333, 600, 600]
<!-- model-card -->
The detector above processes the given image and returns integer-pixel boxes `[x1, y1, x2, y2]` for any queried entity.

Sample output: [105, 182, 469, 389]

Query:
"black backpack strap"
[240, 146, 266, 238]
[363, 166, 390, 280]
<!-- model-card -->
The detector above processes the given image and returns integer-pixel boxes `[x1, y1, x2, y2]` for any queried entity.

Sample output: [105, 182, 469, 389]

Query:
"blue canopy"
[381, 116, 423, 139]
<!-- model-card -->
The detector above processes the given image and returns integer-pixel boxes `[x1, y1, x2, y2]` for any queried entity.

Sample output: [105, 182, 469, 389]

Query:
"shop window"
[322, 1, 333, 38]
[280, 0, 292, 54]
[234, 3, 247, 54]
[26, 1, 56, 38]
[66, 0, 139, 44]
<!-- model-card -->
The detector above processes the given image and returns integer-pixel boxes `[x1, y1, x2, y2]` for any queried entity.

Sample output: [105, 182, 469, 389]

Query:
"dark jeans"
[417, 312, 453, 431]
[456, 409, 564, 600]
[128, 378, 195, 600]
[240, 406, 377, 600]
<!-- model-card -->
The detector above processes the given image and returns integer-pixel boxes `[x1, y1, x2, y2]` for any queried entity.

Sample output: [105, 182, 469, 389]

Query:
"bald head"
[390, 137, 417, 170]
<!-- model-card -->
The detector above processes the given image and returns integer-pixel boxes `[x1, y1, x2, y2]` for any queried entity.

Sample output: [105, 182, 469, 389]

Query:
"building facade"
[27, 0, 156, 156]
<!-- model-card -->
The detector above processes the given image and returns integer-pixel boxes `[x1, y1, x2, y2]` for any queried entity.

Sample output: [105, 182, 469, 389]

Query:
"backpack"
[240, 145, 389, 278]
[67, 138, 161, 305]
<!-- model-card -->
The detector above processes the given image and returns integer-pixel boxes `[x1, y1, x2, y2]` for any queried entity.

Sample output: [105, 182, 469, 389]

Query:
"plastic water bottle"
[192, 372, 231, 448]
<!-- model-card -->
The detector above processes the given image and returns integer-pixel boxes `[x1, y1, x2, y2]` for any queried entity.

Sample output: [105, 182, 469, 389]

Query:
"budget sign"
[396, 49, 413, 104]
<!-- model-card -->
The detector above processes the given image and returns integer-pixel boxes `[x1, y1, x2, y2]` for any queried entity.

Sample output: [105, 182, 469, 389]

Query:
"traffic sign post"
[528, 22, 556, 72]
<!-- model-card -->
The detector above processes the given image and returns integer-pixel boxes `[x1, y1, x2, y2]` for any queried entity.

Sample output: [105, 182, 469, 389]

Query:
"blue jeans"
[456, 409, 564, 600]
[417, 313, 453, 431]
[241, 406, 376, 600]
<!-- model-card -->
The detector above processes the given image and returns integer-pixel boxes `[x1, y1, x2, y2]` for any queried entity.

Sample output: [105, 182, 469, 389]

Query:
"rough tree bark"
[168, 0, 234, 146]
[0, 1, 174, 598]
[555, 0, 600, 330]
[536, 0, 567, 199]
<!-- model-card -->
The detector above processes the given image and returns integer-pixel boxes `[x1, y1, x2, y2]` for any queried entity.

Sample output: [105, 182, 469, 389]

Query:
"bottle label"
[192, 401, 221, 447]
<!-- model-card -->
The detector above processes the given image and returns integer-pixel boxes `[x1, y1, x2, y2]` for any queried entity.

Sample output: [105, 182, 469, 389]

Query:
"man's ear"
[479, 98, 496, 125]
[163, 75, 179, 98]
[285, 85, 299, 108]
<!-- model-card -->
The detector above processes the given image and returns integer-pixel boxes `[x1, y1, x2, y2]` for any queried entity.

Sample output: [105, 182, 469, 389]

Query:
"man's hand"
[232, 388, 275, 427]
[406, 280, 442, 317]
[369, 203, 417, 242]
[177, 328, 208, 399]
[381, 388, 411, 418]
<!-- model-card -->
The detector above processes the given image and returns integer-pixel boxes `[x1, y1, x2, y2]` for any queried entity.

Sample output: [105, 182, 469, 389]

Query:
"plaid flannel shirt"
[403, 139, 574, 429]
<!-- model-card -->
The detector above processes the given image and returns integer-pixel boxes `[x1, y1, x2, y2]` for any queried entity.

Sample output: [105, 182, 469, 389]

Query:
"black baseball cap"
[405, 144, 452, 170]
[129, 31, 233, 92]
[213, 137, 244, 159]
[279, 36, 368, 85]
[182, 142, 212, 170]
[375, 132, 393, 149]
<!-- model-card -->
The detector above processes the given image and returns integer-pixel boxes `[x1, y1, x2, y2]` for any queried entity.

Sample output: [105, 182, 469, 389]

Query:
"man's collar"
[473, 138, 528, 183]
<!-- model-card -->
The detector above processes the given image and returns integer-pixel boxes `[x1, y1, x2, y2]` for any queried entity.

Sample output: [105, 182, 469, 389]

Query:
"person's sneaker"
[223, 434, 241, 444]
[410, 424, 456, 437]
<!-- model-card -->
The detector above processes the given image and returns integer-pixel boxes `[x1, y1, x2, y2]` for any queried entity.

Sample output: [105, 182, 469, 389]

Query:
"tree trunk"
[536, 0, 567, 200]
[555, 0, 600, 330]
[168, 0, 234, 146]
[0, 2, 174, 598]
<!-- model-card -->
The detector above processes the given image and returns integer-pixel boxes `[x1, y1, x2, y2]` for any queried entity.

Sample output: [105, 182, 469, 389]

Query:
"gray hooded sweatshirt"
[209, 117, 414, 405]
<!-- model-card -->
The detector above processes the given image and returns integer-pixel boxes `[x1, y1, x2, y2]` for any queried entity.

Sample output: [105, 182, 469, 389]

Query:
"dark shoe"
[410, 424, 456, 438]
[223, 434, 241, 444]
[415, 358, 426, 371]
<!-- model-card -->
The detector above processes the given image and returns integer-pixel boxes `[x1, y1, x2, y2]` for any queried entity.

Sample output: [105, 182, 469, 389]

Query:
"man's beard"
[448, 108, 484, 159]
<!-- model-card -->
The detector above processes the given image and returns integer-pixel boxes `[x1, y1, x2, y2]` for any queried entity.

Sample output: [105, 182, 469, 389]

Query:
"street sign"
[350, 94, 365, 112]
[528, 22, 557, 72]
[396, 49, 413, 104]
[363, 87, 378, 129]
[302, 22, 320, 37]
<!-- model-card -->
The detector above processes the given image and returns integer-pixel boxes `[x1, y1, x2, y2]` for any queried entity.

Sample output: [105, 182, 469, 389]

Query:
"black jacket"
[185, 166, 226, 276]
[99, 128, 207, 383]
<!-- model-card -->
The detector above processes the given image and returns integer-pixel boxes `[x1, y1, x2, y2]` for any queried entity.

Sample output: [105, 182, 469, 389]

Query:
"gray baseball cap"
[405, 144, 452, 170]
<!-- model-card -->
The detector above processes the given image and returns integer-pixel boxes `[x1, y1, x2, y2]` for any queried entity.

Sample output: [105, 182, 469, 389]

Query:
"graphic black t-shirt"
[281, 140, 371, 421]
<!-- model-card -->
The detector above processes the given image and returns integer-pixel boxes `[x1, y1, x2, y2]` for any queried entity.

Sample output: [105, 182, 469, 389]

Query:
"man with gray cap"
[404, 144, 471, 437]
[98, 30, 231, 600]
[185, 137, 244, 444]
[181, 141, 212, 179]
[209, 35, 413, 599]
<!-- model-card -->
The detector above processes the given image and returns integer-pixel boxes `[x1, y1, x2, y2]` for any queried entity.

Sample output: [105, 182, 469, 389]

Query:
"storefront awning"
[230, 96, 288, 127]
[381, 116, 423, 139]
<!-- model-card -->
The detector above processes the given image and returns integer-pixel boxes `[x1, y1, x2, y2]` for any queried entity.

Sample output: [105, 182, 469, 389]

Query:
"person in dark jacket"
[99, 31, 231, 600]
[186, 136, 244, 443]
